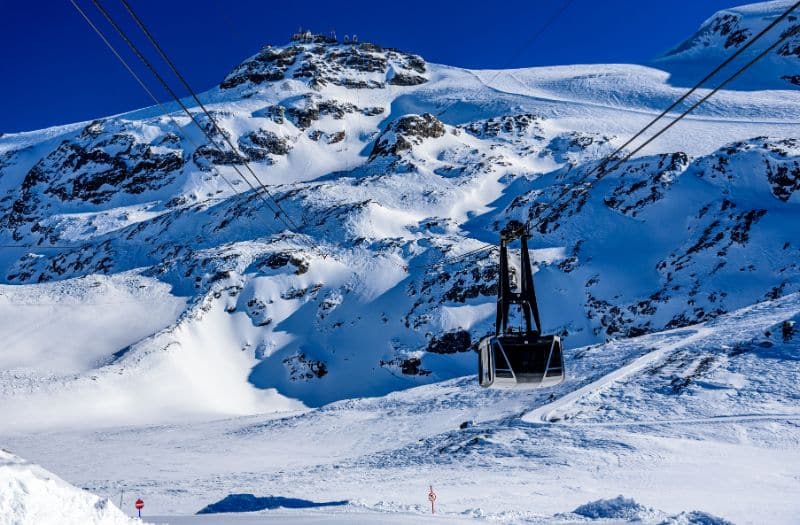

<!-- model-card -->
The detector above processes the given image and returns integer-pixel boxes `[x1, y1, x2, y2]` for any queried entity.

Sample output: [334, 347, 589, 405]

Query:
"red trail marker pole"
[428, 485, 437, 514]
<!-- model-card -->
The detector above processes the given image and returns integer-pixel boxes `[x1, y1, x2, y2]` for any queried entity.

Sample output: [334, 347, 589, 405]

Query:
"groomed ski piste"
[1, 1, 799, 523]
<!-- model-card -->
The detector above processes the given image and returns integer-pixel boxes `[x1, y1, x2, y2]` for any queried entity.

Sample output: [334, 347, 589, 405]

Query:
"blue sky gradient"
[1, 0, 739, 132]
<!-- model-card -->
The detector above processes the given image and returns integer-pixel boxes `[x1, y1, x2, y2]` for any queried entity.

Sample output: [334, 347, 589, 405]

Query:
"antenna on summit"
[292, 27, 313, 43]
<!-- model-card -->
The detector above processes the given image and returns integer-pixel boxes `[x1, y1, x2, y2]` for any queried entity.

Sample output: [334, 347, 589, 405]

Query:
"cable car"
[478, 221, 565, 389]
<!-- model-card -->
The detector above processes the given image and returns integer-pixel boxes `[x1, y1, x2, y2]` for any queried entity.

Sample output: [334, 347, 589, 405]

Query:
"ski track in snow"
[476, 69, 800, 126]
[522, 326, 716, 424]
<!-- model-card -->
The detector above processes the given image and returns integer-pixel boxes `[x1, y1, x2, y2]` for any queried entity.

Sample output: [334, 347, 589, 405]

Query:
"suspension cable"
[118, 0, 302, 233]
[430, 1, 800, 267]
[89, 0, 284, 223]
[539, 15, 800, 225]
[600, 25, 800, 179]
[68, 0, 242, 198]
[581, 0, 800, 182]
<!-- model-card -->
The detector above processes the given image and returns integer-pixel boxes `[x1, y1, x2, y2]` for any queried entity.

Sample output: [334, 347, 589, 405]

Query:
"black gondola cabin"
[478, 221, 565, 389]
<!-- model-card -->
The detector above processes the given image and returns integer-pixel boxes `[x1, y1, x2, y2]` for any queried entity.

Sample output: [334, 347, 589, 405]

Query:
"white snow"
[0, 449, 143, 525]
[2, 294, 798, 523]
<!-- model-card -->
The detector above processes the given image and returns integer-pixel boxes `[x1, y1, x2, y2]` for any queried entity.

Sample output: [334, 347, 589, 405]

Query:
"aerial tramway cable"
[68, 0, 244, 199]
[8, 0, 300, 254]
[596, 23, 800, 179]
[427, 0, 800, 269]
[580, 0, 800, 182]
[88, 0, 287, 224]
[117, 0, 302, 233]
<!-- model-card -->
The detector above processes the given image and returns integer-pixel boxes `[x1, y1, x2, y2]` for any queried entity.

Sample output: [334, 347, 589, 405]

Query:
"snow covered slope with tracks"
[3, 294, 798, 522]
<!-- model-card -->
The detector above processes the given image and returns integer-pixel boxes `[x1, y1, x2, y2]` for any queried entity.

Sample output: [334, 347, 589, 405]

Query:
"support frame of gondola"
[478, 221, 565, 389]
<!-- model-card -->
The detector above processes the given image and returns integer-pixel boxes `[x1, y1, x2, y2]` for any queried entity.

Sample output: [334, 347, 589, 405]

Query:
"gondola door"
[478, 336, 494, 387]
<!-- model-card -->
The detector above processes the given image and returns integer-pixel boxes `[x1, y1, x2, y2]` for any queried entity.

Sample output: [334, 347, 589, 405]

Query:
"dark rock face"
[669, 12, 747, 56]
[219, 35, 426, 91]
[257, 252, 310, 275]
[442, 265, 500, 303]
[777, 25, 800, 57]
[252, 105, 285, 124]
[280, 284, 322, 300]
[724, 28, 751, 48]
[604, 152, 689, 217]
[696, 138, 800, 202]
[238, 129, 292, 160]
[402, 252, 499, 333]
[783, 74, 800, 86]
[0, 120, 185, 239]
[220, 46, 301, 89]
[327, 131, 346, 144]
[464, 114, 544, 139]
[25, 131, 183, 205]
[379, 356, 431, 376]
[245, 297, 272, 326]
[284, 353, 327, 380]
[395, 113, 446, 139]
[286, 106, 320, 130]
[426, 330, 472, 354]
[329, 47, 386, 73]
[370, 113, 445, 159]
[193, 145, 242, 167]
[388, 73, 427, 86]
[192, 111, 234, 140]
[284, 96, 384, 130]
[712, 13, 741, 39]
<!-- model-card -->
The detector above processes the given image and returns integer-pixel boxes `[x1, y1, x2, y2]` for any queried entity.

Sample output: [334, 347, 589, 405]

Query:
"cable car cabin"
[477, 220, 566, 389]
[478, 334, 564, 388]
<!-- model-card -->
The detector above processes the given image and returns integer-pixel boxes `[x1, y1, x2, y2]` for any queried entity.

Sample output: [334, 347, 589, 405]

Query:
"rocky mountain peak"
[220, 33, 428, 91]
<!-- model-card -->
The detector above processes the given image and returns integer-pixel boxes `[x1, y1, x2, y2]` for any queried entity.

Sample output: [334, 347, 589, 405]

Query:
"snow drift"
[0, 449, 142, 525]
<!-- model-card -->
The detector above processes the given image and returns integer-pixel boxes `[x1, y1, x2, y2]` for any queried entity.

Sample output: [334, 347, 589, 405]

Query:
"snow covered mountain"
[656, 0, 800, 88]
[1, 2, 799, 429]
[1, 1, 800, 522]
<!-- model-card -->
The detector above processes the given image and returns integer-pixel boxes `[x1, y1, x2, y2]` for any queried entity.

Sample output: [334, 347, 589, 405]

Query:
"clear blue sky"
[1, 0, 739, 133]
